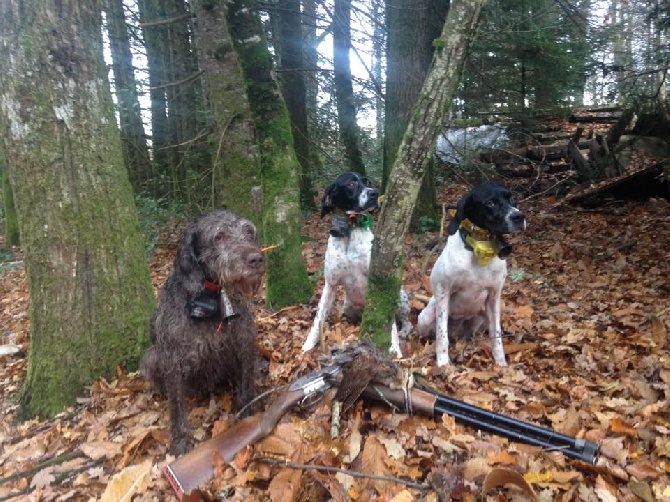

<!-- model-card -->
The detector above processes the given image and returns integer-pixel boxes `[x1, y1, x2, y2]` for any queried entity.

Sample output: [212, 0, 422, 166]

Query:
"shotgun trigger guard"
[298, 391, 326, 408]
[289, 365, 341, 396]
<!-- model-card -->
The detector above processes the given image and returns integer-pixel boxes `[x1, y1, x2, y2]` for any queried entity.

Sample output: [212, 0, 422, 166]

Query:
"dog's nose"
[369, 189, 379, 199]
[247, 252, 265, 270]
[510, 212, 526, 229]
[510, 212, 525, 223]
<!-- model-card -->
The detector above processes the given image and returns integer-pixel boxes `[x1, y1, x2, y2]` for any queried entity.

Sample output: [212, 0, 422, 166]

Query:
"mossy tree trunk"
[361, 0, 487, 350]
[227, 0, 312, 308]
[1, 151, 20, 247]
[0, 0, 155, 418]
[191, 0, 262, 226]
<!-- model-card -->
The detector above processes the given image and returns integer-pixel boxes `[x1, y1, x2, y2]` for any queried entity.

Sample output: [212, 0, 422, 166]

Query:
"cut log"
[563, 161, 668, 206]
[568, 114, 621, 124]
[567, 140, 590, 177]
[525, 140, 592, 162]
[606, 108, 635, 146]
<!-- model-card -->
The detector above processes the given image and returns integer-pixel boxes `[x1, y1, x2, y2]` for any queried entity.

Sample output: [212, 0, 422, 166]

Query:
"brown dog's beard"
[221, 269, 264, 299]
[200, 245, 265, 299]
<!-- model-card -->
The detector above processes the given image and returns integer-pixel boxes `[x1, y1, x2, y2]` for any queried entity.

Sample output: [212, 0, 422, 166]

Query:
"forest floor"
[0, 180, 669, 501]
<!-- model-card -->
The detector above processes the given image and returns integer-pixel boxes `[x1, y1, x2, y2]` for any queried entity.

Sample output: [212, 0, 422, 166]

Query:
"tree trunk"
[333, 0, 365, 174]
[301, 0, 324, 188]
[104, 0, 152, 192]
[0, 0, 155, 418]
[361, 0, 487, 350]
[303, 0, 320, 141]
[277, 0, 316, 210]
[191, 0, 262, 225]
[383, 0, 449, 227]
[137, 0, 170, 187]
[1, 152, 20, 246]
[227, 0, 312, 308]
[164, 0, 207, 200]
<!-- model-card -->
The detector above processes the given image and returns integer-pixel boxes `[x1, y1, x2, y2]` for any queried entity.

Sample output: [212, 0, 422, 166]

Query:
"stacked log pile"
[480, 106, 669, 204]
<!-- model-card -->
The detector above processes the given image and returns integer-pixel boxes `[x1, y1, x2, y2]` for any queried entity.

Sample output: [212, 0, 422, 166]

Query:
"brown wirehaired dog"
[141, 210, 265, 454]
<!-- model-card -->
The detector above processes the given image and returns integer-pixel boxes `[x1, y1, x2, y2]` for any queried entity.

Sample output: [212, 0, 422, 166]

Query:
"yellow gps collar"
[459, 219, 497, 267]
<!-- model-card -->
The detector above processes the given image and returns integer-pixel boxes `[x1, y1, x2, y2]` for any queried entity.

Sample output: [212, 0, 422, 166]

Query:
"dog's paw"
[301, 327, 320, 352]
[169, 433, 195, 456]
[389, 343, 403, 358]
[435, 353, 452, 367]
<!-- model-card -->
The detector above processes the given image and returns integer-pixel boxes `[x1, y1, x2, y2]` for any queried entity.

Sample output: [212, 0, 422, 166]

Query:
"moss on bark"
[192, 0, 261, 225]
[228, 0, 311, 308]
[1, 154, 20, 246]
[360, 274, 403, 352]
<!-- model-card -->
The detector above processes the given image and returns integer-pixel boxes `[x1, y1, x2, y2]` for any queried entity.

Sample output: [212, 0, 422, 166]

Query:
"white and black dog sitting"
[418, 182, 526, 367]
[302, 172, 411, 355]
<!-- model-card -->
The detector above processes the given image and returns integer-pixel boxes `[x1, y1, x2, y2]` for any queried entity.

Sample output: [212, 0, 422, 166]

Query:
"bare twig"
[0, 450, 86, 485]
[255, 457, 430, 490]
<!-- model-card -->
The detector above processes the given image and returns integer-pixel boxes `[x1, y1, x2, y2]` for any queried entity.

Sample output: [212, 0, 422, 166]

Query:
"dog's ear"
[320, 183, 337, 218]
[176, 224, 205, 293]
[448, 194, 469, 235]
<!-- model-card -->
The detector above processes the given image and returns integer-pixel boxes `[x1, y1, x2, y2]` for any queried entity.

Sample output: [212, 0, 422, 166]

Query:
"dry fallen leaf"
[79, 441, 123, 460]
[268, 444, 305, 502]
[483, 467, 537, 500]
[99, 459, 152, 502]
[624, 461, 660, 480]
[361, 435, 392, 494]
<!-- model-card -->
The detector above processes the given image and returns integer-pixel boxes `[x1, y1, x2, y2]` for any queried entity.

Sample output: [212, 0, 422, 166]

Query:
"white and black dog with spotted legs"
[418, 182, 526, 367]
[302, 172, 411, 355]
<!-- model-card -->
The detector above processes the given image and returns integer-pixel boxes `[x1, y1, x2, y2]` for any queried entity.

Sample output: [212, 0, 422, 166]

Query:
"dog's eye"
[214, 232, 226, 243]
[485, 199, 495, 208]
[243, 225, 256, 239]
[348, 181, 357, 188]
[509, 195, 518, 206]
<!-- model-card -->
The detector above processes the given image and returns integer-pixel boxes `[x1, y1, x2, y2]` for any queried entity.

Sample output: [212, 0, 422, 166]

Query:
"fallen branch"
[0, 450, 86, 485]
[255, 457, 431, 490]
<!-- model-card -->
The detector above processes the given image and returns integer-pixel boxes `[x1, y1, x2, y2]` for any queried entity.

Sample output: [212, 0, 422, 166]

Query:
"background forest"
[0, 0, 669, 500]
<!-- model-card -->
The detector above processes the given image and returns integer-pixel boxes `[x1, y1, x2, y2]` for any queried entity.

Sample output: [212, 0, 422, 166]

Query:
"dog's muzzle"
[505, 210, 527, 233]
[357, 188, 380, 213]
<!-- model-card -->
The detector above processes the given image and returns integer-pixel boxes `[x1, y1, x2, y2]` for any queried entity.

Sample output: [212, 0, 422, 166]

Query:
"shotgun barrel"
[363, 384, 599, 464]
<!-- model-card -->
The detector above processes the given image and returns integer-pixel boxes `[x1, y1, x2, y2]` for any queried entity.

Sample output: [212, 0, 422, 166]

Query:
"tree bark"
[0, 0, 155, 418]
[302, 0, 320, 142]
[138, 0, 170, 184]
[1, 151, 20, 246]
[103, 0, 152, 192]
[164, 0, 207, 199]
[361, 0, 487, 350]
[191, 0, 262, 224]
[383, 0, 449, 227]
[277, 0, 316, 210]
[333, 0, 365, 174]
[227, 0, 312, 308]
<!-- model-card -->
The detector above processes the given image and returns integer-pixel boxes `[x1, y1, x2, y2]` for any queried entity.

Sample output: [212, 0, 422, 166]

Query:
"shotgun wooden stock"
[164, 387, 305, 499]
